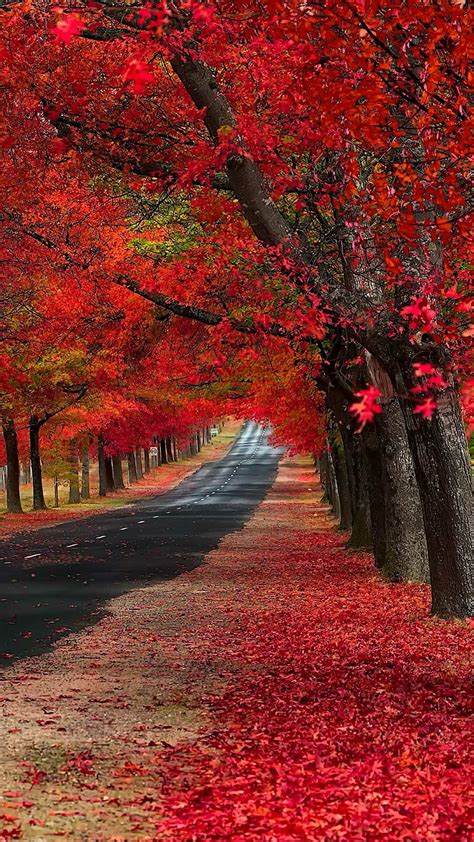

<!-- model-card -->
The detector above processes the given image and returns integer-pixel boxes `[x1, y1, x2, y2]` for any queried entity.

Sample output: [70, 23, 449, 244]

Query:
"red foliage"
[148, 466, 473, 840]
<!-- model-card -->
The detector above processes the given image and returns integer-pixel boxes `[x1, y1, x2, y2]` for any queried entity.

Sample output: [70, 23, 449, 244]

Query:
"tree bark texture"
[68, 440, 80, 504]
[112, 455, 125, 489]
[128, 450, 138, 483]
[2, 418, 23, 513]
[98, 437, 107, 497]
[400, 386, 473, 617]
[376, 399, 429, 583]
[29, 416, 47, 510]
[81, 441, 90, 500]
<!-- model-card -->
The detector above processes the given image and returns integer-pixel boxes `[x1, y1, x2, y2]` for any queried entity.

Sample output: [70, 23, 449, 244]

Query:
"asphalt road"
[0, 422, 282, 663]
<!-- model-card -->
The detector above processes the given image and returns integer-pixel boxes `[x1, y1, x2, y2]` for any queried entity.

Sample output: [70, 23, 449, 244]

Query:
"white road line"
[153, 515, 159, 519]
[138, 520, 145, 524]
[25, 553, 40, 559]
[96, 535, 106, 540]
[120, 527, 128, 531]
[66, 544, 78, 548]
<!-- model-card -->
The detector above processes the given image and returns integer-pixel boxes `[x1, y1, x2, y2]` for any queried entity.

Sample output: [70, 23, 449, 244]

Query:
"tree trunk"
[166, 437, 174, 462]
[172, 438, 178, 461]
[326, 448, 340, 520]
[344, 430, 372, 549]
[160, 438, 168, 464]
[330, 434, 352, 531]
[376, 399, 429, 583]
[362, 425, 387, 570]
[128, 450, 138, 483]
[68, 440, 80, 504]
[319, 451, 329, 503]
[81, 441, 90, 500]
[135, 447, 144, 479]
[105, 456, 115, 492]
[143, 448, 150, 473]
[29, 416, 47, 510]
[2, 418, 23, 513]
[54, 476, 59, 508]
[98, 437, 107, 497]
[400, 385, 473, 617]
[112, 455, 125, 489]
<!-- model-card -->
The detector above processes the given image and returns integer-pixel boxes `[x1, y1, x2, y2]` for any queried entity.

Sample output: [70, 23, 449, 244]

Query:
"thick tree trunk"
[29, 416, 47, 510]
[160, 439, 168, 464]
[343, 430, 372, 549]
[172, 438, 179, 461]
[81, 441, 90, 500]
[330, 435, 352, 531]
[98, 437, 107, 497]
[400, 385, 473, 617]
[128, 451, 138, 483]
[112, 455, 125, 489]
[68, 440, 80, 504]
[105, 456, 115, 492]
[2, 418, 23, 513]
[135, 447, 144, 479]
[376, 399, 429, 583]
[166, 437, 174, 462]
[362, 426, 387, 570]
[143, 448, 150, 473]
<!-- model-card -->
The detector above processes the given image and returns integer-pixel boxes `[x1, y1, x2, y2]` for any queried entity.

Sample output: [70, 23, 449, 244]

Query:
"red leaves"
[413, 397, 437, 419]
[145, 464, 473, 840]
[349, 386, 382, 430]
[52, 16, 85, 44]
[122, 58, 155, 94]
[401, 297, 436, 334]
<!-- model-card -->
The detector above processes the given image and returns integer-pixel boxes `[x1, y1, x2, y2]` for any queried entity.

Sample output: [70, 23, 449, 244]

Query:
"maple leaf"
[52, 16, 85, 44]
[413, 397, 437, 419]
[122, 58, 155, 94]
[413, 363, 436, 377]
[349, 386, 382, 431]
[401, 298, 436, 333]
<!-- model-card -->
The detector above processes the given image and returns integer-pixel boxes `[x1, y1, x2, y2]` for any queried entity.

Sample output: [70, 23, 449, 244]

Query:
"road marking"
[66, 544, 78, 548]
[138, 520, 145, 524]
[120, 527, 128, 531]
[153, 515, 159, 519]
[25, 553, 40, 559]
[96, 535, 106, 540]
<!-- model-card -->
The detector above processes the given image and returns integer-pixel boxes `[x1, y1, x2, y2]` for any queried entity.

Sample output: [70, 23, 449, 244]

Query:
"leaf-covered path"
[0, 458, 472, 841]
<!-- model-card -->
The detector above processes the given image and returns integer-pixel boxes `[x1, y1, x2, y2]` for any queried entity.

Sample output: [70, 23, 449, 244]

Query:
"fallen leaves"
[0, 459, 471, 840]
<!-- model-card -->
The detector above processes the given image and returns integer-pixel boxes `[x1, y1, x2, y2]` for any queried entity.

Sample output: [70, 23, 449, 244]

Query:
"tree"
[1, 1, 472, 615]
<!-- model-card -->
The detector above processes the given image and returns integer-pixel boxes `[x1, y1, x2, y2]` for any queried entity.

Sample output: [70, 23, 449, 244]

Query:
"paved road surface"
[0, 423, 282, 663]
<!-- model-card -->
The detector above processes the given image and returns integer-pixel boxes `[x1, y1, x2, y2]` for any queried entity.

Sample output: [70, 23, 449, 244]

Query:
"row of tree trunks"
[322, 386, 430, 584]
[320, 377, 472, 616]
[2, 423, 220, 517]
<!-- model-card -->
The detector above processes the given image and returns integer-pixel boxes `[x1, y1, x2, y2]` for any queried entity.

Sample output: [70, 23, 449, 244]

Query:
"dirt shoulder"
[0, 421, 241, 541]
[0, 457, 471, 842]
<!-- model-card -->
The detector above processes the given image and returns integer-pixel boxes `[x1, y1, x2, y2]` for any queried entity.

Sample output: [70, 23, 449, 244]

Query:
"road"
[0, 422, 282, 663]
